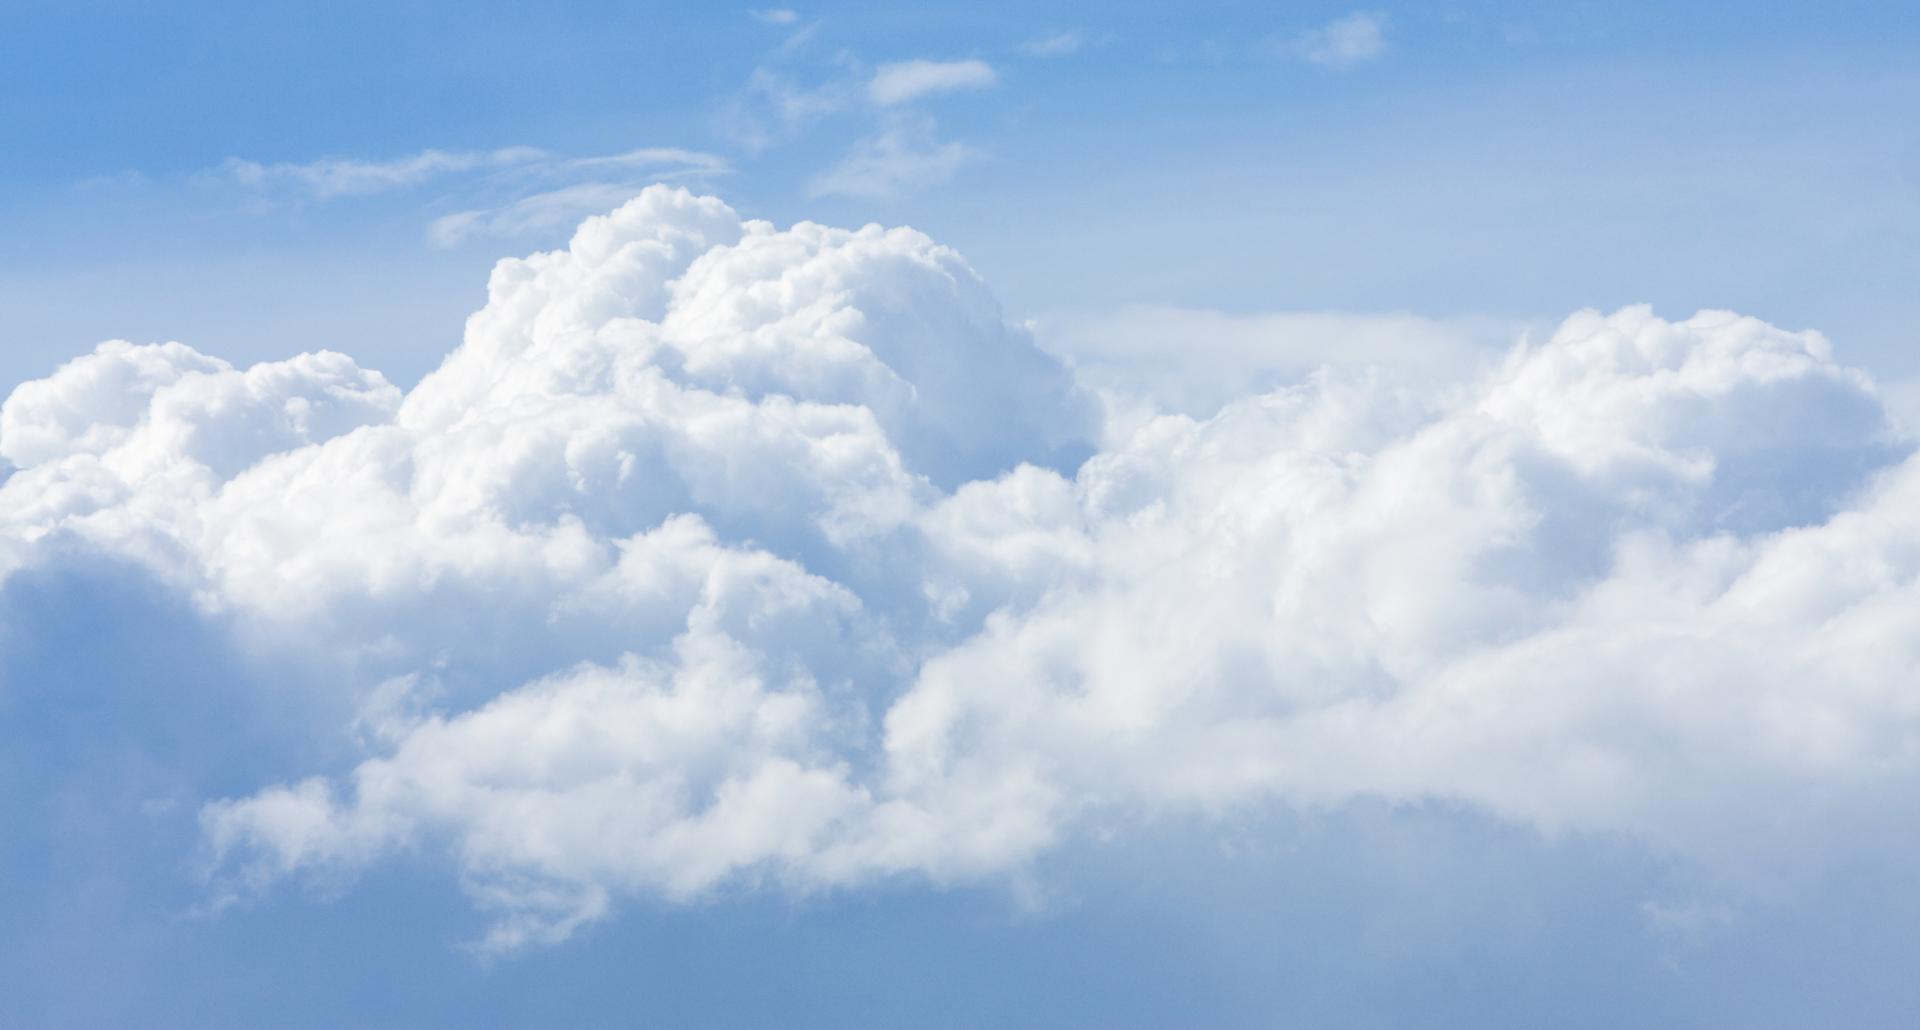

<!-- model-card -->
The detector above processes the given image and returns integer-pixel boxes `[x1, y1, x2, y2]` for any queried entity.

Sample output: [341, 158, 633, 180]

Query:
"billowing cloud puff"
[5, 186, 1917, 951]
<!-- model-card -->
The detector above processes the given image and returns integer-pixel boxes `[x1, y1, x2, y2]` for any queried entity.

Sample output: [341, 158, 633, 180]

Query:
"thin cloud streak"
[221, 147, 549, 199]
[868, 59, 998, 106]
[807, 116, 982, 199]
[1285, 11, 1388, 67]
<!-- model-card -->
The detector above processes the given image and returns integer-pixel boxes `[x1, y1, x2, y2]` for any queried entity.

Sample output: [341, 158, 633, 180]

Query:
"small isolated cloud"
[808, 116, 981, 199]
[1286, 10, 1388, 67]
[867, 58, 997, 106]
[220, 147, 548, 199]
[751, 7, 799, 25]
[1017, 30, 1086, 58]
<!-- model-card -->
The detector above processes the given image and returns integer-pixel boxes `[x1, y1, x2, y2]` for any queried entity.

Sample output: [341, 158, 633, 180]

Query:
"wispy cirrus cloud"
[715, 23, 997, 199]
[429, 178, 707, 247]
[429, 148, 730, 245]
[1021, 31, 1082, 58]
[210, 144, 728, 245]
[867, 58, 998, 106]
[1021, 29, 1113, 58]
[715, 65, 857, 153]
[217, 145, 725, 201]
[219, 146, 549, 199]
[807, 115, 982, 199]
[1283, 10, 1388, 67]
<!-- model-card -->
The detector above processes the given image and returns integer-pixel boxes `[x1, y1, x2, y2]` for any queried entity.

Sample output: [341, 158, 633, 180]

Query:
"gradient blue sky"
[6, 3, 1920, 1027]
[6, 1, 1917, 387]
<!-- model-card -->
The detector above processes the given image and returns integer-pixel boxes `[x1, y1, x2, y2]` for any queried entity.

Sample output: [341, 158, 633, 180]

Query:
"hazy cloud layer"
[4, 187, 1915, 951]
[1030, 305, 1524, 419]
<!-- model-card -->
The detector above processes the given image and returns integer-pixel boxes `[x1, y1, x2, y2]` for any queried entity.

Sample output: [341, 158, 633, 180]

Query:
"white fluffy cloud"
[5, 186, 1917, 951]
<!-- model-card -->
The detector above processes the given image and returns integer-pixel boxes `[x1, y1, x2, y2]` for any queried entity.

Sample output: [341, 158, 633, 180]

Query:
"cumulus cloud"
[867, 59, 998, 107]
[5, 186, 1918, 952]
[1286, 11, 1389, 68]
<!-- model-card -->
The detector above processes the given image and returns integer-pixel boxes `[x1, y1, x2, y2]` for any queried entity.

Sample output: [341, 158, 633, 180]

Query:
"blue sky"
[5, 3, 1920, 1027]
[6, 1, 1918, 386]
